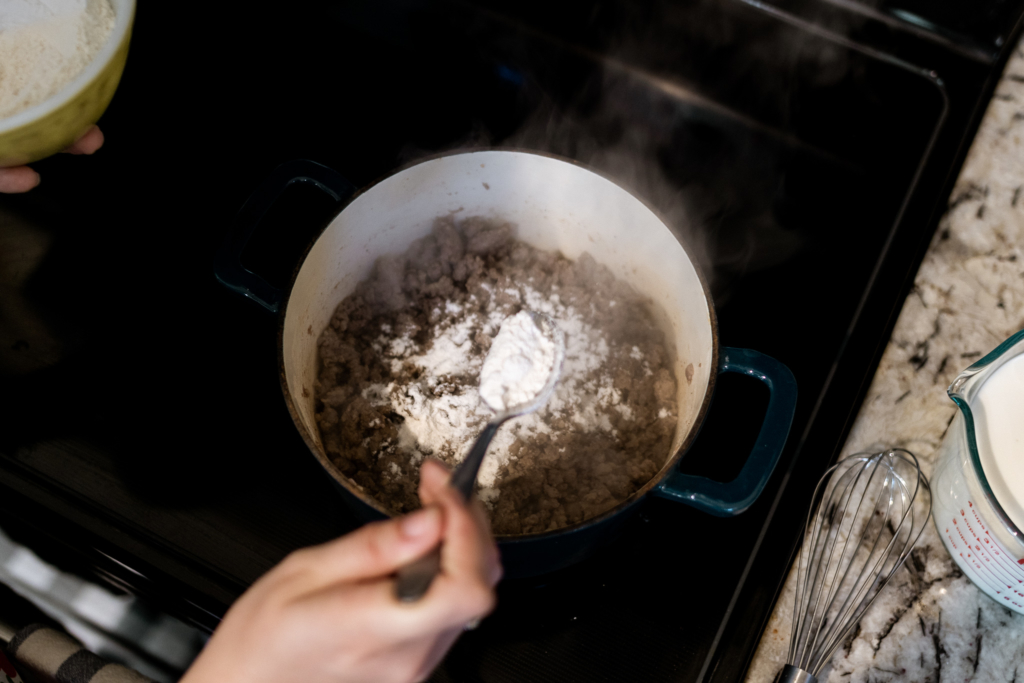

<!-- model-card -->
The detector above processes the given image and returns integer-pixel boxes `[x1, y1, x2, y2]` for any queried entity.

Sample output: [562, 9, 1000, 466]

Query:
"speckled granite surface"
[745, 41, 1024, 683]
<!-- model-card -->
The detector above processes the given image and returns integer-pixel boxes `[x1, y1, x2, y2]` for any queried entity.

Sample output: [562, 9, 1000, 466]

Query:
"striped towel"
[0, 526, 205, 682]
[7, 624, 154, 683]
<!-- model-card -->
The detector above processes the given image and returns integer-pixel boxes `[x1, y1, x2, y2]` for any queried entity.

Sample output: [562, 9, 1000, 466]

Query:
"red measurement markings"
[958, 506, 1024, 609]
[968, 502, 1024, 587]
[960, 509, 1018, 594]
[953, 515, 1010, 599]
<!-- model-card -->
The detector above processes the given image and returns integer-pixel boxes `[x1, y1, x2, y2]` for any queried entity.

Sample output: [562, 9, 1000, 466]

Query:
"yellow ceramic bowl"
[0, 0, 135, 168]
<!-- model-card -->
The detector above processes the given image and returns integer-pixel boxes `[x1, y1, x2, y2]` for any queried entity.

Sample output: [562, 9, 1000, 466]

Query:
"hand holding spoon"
[394, 310, 565, 602]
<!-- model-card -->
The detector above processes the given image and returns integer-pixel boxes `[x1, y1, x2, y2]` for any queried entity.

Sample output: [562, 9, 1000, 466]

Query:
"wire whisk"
[778, 449, 931, 683]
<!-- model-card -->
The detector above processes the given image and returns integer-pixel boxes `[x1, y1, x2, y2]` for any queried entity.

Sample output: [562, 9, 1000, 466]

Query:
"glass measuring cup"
[932, 329, 1024, 613]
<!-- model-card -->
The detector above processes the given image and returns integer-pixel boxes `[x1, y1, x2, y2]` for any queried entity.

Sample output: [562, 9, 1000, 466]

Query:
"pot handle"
[214, 159, 357, 313]
[653, 347, 797, 516]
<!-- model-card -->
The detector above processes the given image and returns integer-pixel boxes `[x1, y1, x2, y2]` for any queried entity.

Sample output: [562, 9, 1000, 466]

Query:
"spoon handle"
[394, 546, 442, 602]
[450, 420, 502, 499]
[394, 419, 502, 602]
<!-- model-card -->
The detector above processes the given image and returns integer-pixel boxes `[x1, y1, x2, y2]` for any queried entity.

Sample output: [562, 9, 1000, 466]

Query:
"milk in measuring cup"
[932, 333, 1024, 614]
[973, 353, 1024, 530]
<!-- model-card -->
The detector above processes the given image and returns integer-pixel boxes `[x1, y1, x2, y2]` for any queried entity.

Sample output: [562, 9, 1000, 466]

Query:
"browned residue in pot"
[314, 216, 678, 535]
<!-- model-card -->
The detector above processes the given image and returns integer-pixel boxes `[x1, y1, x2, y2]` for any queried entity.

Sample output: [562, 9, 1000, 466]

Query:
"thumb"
[305, 506, 444, 583]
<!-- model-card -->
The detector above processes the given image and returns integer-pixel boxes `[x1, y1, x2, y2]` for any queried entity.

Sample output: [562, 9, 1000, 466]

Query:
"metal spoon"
[394, 311, 565, 602]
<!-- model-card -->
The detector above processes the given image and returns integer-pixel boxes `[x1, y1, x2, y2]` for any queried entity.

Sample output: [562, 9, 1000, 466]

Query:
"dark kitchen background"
[2, 0, 1022, 681]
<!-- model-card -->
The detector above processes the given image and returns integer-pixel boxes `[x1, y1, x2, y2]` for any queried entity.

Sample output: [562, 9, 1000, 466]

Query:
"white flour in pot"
[368, 281, 619, 498]
[0, 0, 116, 120]
[478, 311, 559, 413]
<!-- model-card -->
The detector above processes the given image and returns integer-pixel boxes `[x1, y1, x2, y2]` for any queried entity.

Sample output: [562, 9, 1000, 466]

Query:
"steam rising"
[392, 0, 888, 303]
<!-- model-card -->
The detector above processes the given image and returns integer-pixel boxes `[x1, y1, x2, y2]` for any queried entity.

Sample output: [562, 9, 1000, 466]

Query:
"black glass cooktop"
[1, 1, 1021, 681]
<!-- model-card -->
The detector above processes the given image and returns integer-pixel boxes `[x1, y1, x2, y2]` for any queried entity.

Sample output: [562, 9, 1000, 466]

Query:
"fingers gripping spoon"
[394, 311, 566, 602]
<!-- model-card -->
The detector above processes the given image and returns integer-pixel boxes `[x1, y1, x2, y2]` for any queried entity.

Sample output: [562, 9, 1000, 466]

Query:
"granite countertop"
[745, 39, 1024, 683]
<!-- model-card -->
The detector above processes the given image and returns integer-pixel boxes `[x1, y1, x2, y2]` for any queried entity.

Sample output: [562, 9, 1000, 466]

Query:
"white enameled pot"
[216, 151, 797, 576]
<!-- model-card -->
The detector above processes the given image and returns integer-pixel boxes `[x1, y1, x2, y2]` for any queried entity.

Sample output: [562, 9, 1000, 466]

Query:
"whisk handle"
[653, 347, 797, 516]
[774, 664, 817, 683]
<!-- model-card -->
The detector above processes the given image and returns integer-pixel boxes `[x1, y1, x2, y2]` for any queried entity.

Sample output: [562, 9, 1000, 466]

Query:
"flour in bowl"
[0, 0, 115, 120]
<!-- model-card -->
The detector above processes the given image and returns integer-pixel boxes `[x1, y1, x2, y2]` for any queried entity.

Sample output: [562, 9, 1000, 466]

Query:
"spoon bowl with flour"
[395, 310, 565, 601]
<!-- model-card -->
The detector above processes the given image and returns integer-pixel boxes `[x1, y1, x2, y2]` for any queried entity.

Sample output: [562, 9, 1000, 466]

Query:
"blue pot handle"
[653, 347, 797, 516]
[214, 159, 357, 313]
